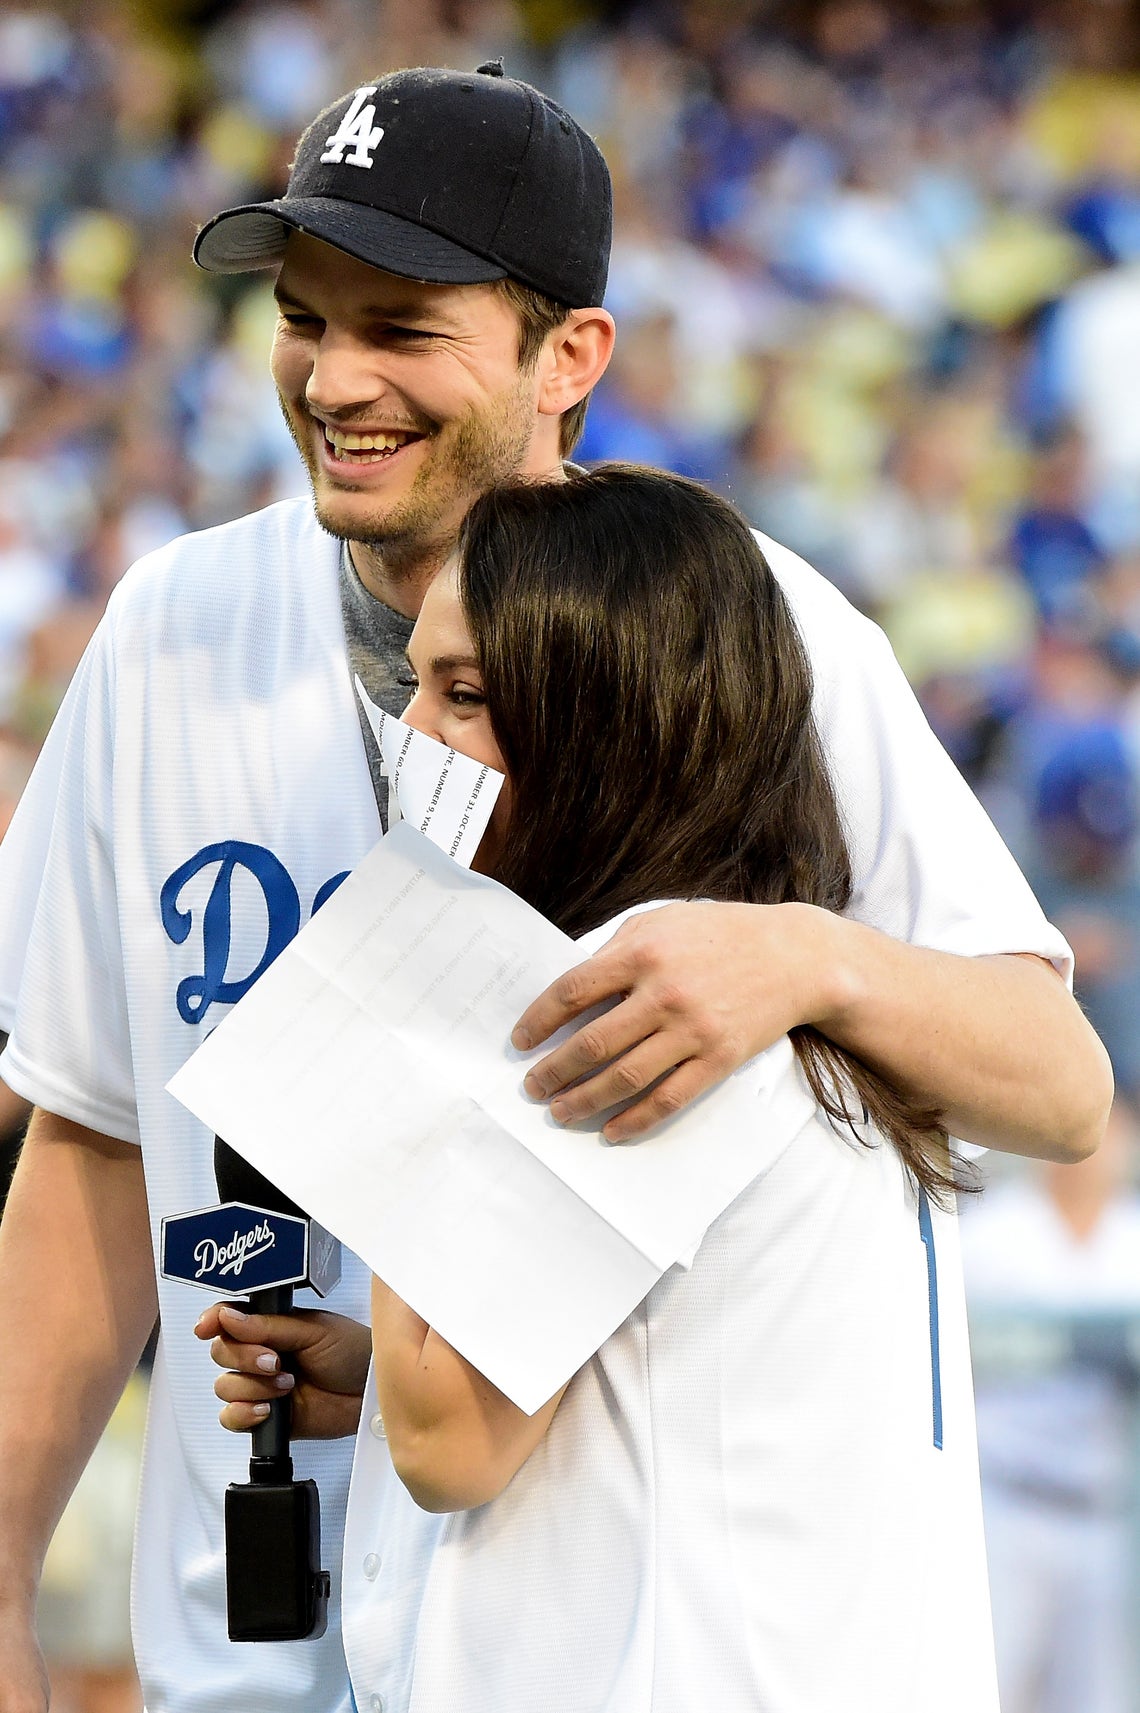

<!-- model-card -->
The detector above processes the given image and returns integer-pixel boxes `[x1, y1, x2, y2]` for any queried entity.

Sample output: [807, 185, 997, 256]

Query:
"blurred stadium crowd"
[2, 0, 1140, 1091]
[0, 0, 1139, 1708]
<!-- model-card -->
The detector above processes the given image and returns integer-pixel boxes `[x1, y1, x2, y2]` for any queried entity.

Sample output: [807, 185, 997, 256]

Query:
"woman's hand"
[194, 1303, 372, 1440]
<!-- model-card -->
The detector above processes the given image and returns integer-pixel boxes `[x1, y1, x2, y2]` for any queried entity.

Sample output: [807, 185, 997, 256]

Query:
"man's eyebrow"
[273, 281, 315, 311]
[273, 281, 460, 327]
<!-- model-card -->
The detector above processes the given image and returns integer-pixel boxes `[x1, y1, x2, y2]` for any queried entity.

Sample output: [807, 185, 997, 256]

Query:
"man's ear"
[536, 309, 616, 419]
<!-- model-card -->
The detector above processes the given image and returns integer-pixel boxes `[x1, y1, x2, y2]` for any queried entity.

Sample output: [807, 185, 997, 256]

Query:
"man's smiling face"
[270, 231, 549, 570]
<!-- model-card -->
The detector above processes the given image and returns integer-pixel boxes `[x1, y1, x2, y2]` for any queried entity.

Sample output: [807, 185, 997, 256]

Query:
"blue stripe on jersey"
[917, 1185, 943, 1449]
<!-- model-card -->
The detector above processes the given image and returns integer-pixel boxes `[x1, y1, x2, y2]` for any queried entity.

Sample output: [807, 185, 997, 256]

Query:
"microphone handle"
[248, 1283, 295, 1478]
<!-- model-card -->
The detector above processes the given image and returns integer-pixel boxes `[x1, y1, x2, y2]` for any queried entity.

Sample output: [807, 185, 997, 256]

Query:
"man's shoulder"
[110, 497, 333, 609]
[749, 528, 890, 685]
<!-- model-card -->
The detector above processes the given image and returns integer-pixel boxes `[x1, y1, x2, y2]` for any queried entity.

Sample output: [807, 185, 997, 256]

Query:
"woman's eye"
[447, 687, 485, 708]
[396, 675, 418, 690]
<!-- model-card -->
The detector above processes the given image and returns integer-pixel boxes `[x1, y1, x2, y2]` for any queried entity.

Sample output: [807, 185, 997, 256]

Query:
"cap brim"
[193, 197, 509, 285]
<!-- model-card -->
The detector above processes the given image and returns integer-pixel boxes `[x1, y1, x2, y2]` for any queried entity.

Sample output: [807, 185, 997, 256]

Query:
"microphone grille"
[213, 1136, 308, 1221]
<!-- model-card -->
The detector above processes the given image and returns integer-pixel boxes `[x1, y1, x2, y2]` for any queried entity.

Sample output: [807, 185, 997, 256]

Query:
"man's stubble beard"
[280, 374, 540, 567]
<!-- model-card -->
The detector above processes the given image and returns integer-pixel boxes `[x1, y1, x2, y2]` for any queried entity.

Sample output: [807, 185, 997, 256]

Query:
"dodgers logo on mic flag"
[161, 1201, 313, 1295]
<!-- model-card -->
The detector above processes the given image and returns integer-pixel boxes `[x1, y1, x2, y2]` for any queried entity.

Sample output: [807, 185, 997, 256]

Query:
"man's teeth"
[324, 427, 412, 454]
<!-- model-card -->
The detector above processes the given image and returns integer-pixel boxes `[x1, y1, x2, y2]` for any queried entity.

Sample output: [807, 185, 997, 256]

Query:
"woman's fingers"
[215, 1369, 294, 1404]
[214, 1366, 294, 1434]
[197, 1302, 316, 1377]
[218, 1399, 276, 1432]
[208, 1331, 284, 1376]
[195, 1301, 371, 1439]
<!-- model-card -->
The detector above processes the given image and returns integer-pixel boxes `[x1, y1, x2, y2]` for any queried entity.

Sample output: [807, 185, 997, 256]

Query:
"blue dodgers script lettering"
[312, 870, 350, 914]
[160, 844, 350, 1023]
[160, 843, 296, 1024]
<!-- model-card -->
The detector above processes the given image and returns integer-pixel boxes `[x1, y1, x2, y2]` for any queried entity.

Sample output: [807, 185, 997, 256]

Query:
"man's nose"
[304, 329, 383, 417]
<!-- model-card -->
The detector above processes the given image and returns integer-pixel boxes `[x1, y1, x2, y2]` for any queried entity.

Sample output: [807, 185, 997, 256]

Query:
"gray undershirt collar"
[339, 543, 415, 829]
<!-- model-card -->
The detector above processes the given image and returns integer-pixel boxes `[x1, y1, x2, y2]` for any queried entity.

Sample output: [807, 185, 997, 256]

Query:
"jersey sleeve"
[0, 615, 140, 1142]
[759, 533, 1073, 982]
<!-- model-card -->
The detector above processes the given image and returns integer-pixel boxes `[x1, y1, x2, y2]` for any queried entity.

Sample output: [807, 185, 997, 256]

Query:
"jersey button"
[370, 1696, 384, 1713]
[363, 1552, 381, 1580]
[370, 1411, 386, 1439]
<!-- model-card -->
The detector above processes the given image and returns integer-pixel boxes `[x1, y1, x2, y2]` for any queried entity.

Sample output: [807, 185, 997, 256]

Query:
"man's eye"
[279, 310, 321, 329]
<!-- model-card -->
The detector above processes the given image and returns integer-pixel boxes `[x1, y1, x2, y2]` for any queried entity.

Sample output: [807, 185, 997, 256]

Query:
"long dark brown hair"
[458, 464, 961, 1201]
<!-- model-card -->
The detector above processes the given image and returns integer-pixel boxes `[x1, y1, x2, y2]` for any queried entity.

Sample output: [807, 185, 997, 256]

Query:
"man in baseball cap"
[0, 59, 622, 1713]
[0, 55, 1110, 1713]
[193, 61, 616, 623]
[194, 61, 611, 307]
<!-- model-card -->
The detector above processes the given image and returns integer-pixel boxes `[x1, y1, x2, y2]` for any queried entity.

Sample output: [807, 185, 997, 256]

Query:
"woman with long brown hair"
[331, 465, 996, 1713]
[456, 463, 956, 1203]
[212, 466, 1000, 1711]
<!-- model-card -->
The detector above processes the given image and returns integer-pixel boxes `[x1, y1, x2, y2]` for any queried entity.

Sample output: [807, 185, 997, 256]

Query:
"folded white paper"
[168, 823, 816, 1412]
[354, 677, 504, 865]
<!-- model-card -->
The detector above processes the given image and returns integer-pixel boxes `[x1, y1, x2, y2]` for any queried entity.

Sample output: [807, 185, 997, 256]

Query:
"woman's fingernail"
[251, 1403, 271, 1419]
[255, 1353, 279, 1374]
[274, 1372, 295, 1391]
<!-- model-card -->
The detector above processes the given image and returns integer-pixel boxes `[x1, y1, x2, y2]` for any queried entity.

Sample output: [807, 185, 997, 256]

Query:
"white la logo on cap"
[321, 86, 385, 169]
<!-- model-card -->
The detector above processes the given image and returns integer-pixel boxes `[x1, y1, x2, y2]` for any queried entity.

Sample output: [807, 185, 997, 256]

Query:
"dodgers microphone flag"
[160, 1198, 340, 1299]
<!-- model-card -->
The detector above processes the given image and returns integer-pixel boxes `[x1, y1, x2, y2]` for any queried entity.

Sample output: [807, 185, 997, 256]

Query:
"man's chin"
[309, 489, 458, 556]
[310, 490, 398, 544]
[310, 498, 354, 542]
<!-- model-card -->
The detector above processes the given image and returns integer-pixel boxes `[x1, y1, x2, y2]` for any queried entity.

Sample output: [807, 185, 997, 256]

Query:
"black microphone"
[213, 1140, 308, 1477]
[160, 1136, 341, 1642]
[214, 1138, 331, 1643]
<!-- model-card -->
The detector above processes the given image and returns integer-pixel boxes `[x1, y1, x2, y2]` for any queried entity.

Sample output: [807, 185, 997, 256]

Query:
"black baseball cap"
[193, 61, 611, 308]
